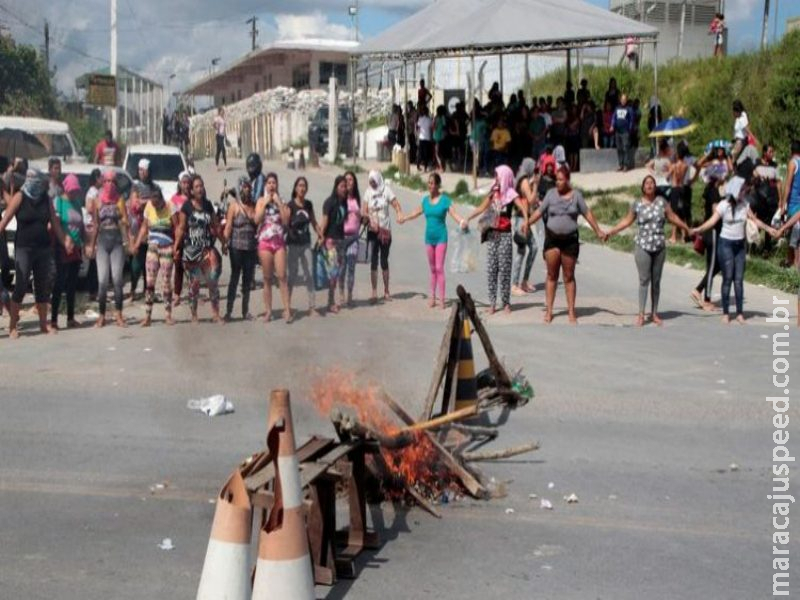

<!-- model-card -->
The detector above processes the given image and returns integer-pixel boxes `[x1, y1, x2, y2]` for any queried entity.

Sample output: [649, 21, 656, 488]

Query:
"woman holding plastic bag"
[399, 173, 467, 308]
[319, 176, 348, 313]
[466, 165, 529, 314]
[362, 170, 403, 303]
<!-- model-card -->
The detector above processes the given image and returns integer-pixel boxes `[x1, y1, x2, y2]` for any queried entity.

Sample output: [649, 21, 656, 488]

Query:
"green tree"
[0, 36, 58, 117]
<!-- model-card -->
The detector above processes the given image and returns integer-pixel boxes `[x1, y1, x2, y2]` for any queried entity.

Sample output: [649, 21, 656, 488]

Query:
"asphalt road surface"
[0, 158, 793, 599]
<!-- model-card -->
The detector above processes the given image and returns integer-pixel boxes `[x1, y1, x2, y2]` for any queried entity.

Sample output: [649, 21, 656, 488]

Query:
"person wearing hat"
[128, 158, 156, 300]
[88, 170, 131, 328]
[0, 168, 74, 338]
[50, 174, 87, 329]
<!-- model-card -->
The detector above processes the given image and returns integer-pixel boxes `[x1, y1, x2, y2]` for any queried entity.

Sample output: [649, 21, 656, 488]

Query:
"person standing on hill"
[710, 13, 725, 58]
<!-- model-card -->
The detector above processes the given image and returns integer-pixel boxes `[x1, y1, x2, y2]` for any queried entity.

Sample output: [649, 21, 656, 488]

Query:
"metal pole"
[351, 56, 357, 165]
[761, 0, 770, 50]
[653, 42, 659, 127]
[566, 49, 572, 86]
[678, 1, 687, 58]
[110, 0, 118, 139]
[499, 54, 504, 98]
[138, 78, 143, 144]
[123, 75, 128, 144]
[524, 53, 530, 95]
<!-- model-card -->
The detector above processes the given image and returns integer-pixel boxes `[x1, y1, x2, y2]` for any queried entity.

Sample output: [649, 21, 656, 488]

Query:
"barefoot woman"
[528, 167, 605, 324]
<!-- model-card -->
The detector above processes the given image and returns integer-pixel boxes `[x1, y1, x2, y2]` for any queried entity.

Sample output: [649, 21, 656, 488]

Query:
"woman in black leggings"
[691, 177, 724, 311]
[363, 170, 403, 303]
[0, 169, 73, 338]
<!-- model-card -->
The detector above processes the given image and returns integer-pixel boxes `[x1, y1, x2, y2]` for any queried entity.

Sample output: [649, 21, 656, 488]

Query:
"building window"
[319, 62, 348, 87]
[292, 64, 311, 90]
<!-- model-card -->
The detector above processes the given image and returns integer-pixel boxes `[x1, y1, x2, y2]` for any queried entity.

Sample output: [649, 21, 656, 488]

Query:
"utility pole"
[760, 0, 770, 49]
[349, 1, 360, 42]
[43, 20, 50, 73]
[110, 0, 118, 139]
[246, 16, 258, 52]
[678, 1, 687, 58]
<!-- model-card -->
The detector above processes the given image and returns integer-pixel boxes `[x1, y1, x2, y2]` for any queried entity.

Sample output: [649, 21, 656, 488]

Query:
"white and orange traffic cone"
[251, 389, 315, 600]
[196, 468, 253, 600]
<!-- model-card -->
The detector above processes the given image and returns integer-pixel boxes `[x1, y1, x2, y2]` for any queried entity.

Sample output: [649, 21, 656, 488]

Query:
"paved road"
[0, 158, 792, 599]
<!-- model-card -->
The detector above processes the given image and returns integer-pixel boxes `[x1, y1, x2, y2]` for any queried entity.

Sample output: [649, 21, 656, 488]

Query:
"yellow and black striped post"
[454, 314, 478, 411]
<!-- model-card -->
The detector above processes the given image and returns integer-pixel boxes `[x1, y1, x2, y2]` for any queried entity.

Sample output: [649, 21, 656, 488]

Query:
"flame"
[310, 370, 457, 498]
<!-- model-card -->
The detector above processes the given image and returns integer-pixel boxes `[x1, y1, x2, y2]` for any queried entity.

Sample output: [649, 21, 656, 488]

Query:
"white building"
[609, 0, 719, 64]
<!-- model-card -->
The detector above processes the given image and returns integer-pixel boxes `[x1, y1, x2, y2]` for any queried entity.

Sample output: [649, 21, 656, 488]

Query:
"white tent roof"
[358, 0, 659, 60]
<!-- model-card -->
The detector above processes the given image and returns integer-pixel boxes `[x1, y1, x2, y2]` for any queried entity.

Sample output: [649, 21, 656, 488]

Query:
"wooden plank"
[244, 436, 335, 491]
[420, 305, 460, 421]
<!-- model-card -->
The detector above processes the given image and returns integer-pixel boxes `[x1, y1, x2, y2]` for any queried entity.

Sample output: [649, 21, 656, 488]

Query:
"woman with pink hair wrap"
[466, 165, 529, 313]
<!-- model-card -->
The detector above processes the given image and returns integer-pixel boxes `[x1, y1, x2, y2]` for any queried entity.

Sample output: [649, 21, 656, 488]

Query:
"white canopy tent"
[356, 0, 660, 102]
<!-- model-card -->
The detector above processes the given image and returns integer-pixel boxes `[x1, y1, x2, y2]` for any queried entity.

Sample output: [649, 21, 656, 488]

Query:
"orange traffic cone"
[196, 468, 253, 600]
[251, 390, 315, 600]
[454, 314, 479, 411]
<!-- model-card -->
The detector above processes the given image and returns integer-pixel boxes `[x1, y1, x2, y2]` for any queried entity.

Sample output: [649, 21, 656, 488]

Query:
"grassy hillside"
[529, 31, 800, 157]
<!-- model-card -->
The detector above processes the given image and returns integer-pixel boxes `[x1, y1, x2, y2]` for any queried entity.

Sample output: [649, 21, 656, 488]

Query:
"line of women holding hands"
[2, 159, 782, 338]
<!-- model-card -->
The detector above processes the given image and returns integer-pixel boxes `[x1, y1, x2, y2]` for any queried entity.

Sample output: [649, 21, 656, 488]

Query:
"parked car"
[308, 106, 356, 158]
[123, 144, 188, 198]
[0, 116, 85, 163]
[2, 164, 132, 285]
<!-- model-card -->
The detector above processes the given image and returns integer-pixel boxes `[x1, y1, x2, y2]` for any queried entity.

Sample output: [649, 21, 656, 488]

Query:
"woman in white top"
[692, 175, 774, 324]
[731, 99, 755, 162]
[362, 170, 403, 303]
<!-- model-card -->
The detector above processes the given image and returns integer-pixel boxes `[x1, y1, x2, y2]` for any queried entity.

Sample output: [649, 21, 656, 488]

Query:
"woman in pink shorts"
[255, 172, 291, 322]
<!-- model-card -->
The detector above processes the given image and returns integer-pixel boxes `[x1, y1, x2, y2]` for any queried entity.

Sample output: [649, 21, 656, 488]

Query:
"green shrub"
[453, 179, 470, 197]
[529, 31, 800, 160]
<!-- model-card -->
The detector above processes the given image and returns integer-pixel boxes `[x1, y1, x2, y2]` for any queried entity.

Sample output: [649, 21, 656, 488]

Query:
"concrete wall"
[209, 51, 351, 108]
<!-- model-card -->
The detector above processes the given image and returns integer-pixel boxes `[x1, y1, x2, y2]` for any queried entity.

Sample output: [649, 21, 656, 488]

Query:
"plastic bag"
[187, 395, 235, 417]
[314, 245, 331, 291]
[450, 227, 479, 273]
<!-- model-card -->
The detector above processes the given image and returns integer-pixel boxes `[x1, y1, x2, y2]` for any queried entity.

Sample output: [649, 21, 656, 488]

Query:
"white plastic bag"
[450, 227, 479, 273]
[187, 395, 235, 417]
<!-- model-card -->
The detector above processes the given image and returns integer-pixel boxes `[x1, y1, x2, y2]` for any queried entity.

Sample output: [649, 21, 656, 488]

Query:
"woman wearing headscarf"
[286, 176, 322, 317]
[223, 176, 257, 321]
[320, 175, 348, 313]
[170, 170, 192, 305]
[174, 174, 226, 324]
[340, 170, 363, 307]
[466, 165, 529, 314]
[606, 175, 691, 326]
[0, 169, 74, 338]
[129, 158, 157, 300]
[528, 167, 606, 324]
[254, 172, 291, 323]
[511, 159, 539, 296]
[133, 186, 178, 326]
[88, 170, 130, 327]
[51, 174, 87, 329]
[362, 170, 403, 303]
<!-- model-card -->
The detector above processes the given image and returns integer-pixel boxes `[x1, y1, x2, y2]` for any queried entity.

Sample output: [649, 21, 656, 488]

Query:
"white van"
[0, 116, 84, 163]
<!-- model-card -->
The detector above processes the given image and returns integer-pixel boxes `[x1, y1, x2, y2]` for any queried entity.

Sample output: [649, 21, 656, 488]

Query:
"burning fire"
[310, 370, 456, 498]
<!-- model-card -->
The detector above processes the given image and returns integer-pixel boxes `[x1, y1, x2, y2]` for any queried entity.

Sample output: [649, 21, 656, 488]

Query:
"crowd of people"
[388, 77, 653, 177]
[1, 89, 799, 338]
